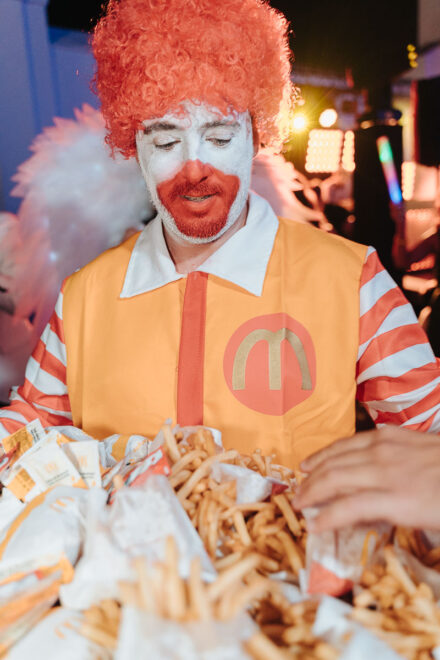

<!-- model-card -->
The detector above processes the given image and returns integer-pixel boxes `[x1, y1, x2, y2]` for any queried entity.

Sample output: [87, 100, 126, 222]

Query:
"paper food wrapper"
[304, 509, 391, 596]
[4, 607, 112, 660]
[60, 489, 131, 609]
[53, 426, 152, 469]
[115, 607, 254, 660]
[210, 463, 287, 504]
[61, 475, 215, 610]
[1, 429, 84, 502]
[63, 441, 102, 489]
[313, 595, 404, 660]
[0, 568, 65, 656]
[0, 490, 24, 543]
[0, 419, 46, 467]
[103, 445, 171, 499]
[0, 486, 92, 575]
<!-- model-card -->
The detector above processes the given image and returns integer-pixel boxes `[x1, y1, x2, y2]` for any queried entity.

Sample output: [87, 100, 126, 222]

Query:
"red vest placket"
[177, 271, 208, 426]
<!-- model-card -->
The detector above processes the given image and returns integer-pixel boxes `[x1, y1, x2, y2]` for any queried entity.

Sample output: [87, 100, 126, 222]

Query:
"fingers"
[294, 459, 385, 511]
[307, 491, 401, 533]
[300, 426, 407, 473]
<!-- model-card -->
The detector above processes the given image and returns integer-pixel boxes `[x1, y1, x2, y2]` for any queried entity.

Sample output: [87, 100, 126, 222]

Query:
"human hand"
[293, 426, 440, 532]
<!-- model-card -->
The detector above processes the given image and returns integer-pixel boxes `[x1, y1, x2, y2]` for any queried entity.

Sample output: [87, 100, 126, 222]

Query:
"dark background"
[47, 0, 418, 87]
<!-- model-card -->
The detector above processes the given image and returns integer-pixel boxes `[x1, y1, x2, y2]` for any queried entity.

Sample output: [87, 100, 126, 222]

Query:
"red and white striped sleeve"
[357, 247, 440, 431]
[0, 288, 72, 439]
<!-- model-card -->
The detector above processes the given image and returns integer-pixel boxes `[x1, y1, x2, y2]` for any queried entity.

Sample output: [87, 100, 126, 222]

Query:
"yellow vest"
[63, 218, 367, 469]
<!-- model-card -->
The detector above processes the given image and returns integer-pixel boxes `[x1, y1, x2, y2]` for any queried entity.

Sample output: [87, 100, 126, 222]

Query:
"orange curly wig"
[92, 0, 295, 158]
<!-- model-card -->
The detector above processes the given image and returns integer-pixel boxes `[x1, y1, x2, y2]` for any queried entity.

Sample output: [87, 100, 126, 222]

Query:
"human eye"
[154, 139, 180, 151]
[207, 136, 233, 147]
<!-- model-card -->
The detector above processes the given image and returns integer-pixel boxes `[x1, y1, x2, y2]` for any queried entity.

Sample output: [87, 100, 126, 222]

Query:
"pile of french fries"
[395, 526, 440, 572]
[81, 599, 121, 651]
[120, 537, 278, 621]
[75, 425, 440, 659]
[80, 537, 336, 660]
[352, 545, 440, 660]
[162, 425, 307, 578]
[249, 591, 338, 660]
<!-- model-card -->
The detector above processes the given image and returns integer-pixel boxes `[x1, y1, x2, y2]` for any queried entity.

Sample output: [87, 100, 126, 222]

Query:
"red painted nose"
[183, 159, 212, 185]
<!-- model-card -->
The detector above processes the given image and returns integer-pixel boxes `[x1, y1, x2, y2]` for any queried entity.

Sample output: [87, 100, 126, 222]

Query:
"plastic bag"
[115, 607, 254, 660]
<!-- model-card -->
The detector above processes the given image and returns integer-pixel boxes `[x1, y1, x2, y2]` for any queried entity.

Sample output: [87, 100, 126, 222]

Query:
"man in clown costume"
[1, 0, 439, 473]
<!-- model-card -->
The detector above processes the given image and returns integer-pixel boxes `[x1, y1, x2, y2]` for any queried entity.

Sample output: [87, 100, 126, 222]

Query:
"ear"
[251, 117, 260, 157]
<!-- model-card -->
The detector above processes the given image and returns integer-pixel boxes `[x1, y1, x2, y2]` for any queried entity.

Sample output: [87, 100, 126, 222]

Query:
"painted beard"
[157, 160, 240, 239]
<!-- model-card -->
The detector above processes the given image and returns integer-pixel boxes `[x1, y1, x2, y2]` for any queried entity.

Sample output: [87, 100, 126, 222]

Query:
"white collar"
[120, 192, 279, 298]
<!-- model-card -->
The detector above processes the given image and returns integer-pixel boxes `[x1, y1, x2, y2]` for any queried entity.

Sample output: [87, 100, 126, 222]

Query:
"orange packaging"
[1, 419, 46, 468]
[5, 468, 39, 503]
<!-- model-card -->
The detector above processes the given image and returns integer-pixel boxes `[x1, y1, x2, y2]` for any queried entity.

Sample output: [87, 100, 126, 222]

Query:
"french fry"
[207, 554, 261, 602]
[233, 510, 252, 547]
[113, 474, 124, 491]
[384, 546, 417, 596]
[80, 622, 118, 650]
[245, 631, 289, 660]
[214, 551, 244, 571]
[422, 545, 440, 567]
[133, 557, 154, 613]
[196, 428, 217, 456]
[251, 450, 267, 476]
[188, 557, 211, 621]
[272, 493, 302, 537]
[278, 530, 304, 574]
[162, 423, 181, 463]
[164, 536, 186, 620]
[171, 449, 207, 476]
[177, 450, 239, 501]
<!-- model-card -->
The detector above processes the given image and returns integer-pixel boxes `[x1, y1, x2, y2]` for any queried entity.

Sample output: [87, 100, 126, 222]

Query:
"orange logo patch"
[223, 314, 316, 415]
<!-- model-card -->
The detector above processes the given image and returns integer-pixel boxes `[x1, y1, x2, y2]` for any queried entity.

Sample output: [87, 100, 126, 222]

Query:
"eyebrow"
[202, 120, 241, 130]
[142, 122, 180, 135]
[142, 119, 241, 135]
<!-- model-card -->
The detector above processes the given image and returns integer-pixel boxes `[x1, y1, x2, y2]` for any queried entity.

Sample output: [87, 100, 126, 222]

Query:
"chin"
[170, 222, 230, 245]
[174, 217, 227, 240]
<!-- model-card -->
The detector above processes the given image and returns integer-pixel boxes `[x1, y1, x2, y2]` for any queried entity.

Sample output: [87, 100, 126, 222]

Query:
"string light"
[407, 44, 418, 68]
[402, 161, 416, 201]
[342, 131, 355, 172]
[305, 129, 344, 173]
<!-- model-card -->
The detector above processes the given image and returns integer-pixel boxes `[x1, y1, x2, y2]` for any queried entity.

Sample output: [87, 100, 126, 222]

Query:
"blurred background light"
[342, 130, 356, 171]
[292, 114, 308, 132]
[402, 161, 416, 201]
[305, 129, 344, 173]
[319, 108, 338, 128]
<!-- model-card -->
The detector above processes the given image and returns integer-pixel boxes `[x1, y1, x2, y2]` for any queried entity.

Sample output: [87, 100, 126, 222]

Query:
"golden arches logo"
[232, 327, 313, 391]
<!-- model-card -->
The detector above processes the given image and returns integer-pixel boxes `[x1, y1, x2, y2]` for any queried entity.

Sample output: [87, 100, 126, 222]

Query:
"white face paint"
[135, 102, 254, 244]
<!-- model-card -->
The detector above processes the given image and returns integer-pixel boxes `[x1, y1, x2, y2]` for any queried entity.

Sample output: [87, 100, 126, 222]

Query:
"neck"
[163, 201, 249, 274]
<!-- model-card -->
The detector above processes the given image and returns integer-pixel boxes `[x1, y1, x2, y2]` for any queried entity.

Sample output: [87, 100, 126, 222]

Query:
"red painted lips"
[157, 160, 240, 238]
